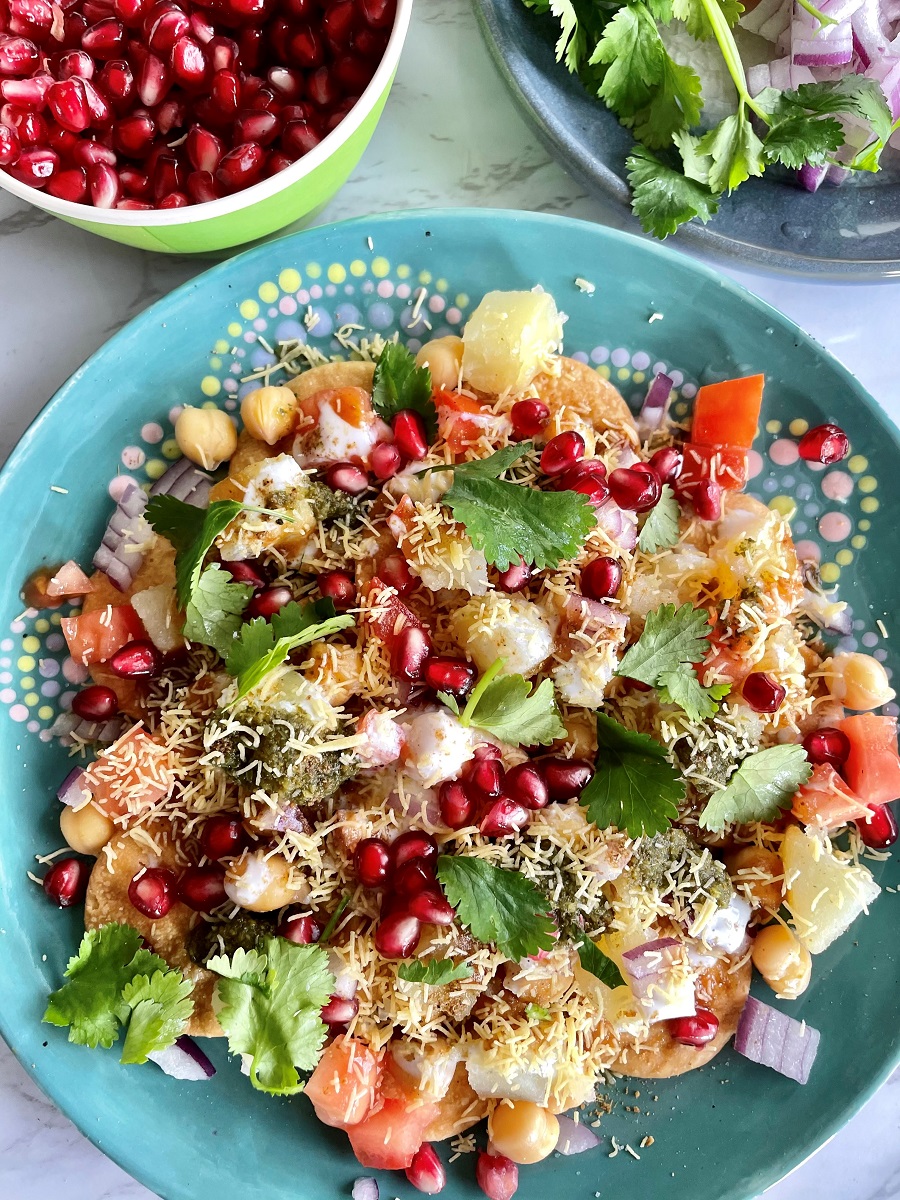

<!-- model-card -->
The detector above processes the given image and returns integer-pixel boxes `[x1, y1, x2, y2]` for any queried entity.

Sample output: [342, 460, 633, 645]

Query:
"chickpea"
[751, 924, 811, 1000]
[822, 652, 895, 712]
[487, 1100, 559, 1165]
[240, 385, 297, 445]
[60, 802, 114, 857]
[175, 405, 238, 469]
[725, 846, 784, 916]
[416, 336, 464, 391]
[224, 849, 297, 912]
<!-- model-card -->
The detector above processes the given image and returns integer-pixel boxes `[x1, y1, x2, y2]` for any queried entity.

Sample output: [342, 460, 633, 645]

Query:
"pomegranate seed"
[472, 742, 502, 762]
[78, 141, 118, 169]
[43, 857, 89, 907]
[281, 117, 320, 157]
[468, 757, 504, 799]
[509, 398, 549, 440]
[109, 638, 160, 677]
[408, 889, 455, 925]
[391, 857, 434, 898]
[113, 111, 155, 153]
[47, 126, 81, 162]
[151, 149, 184, 200]
[856, 803, 898, 849]
[355, 837, 392, 887]
[325, 461, 368, 494]
[423, 656, 475, 697]
[224, 559, 265, 588]
[8, 144, 58, 186]
[178, 864, 227, 911]
[116, 197, 153, 208]
[185, 122, 222, 172]
[208, 34, 239, 70]
[113, 0, 147, 24]
[201, 814, 248, 859]
[118, 166, 149, 194]
[265, 148, 292, 174]
[0, 123, 20, 164]
[235, 106, 280, 144]
[246, 585, 292, 618]
[187, 7, 215, 40]
[406, 1143, 446, 1195]
[686, 477, 722, 521]
[288, 24, 323, 67]
[374, 911, 421, 958]
[540, 430, 584, 476]
[71, 684, 119, 721]
[352, 25, 388, 57]
[128, 866, 177, 918]
[8, 0, 54, 40]
[581, 556, 622, 601]
[332, 53, 368, 92]
[153, 95, 184, 133]
[216, 138, 265, 191]
[476, 1152, 518, 1200]
[370, 440, 403, 480]
[47, 163, 89, 200]
[669, 1008, 719, 1047]
[170, 35, 207, 87]
[381, 551, 415, 596]
[81, 78, 113, 126]
[392, 410, 429, 461]
[268, 64, 303, 99]
[237, 23, 263, 69]
[539, 756, 594, 801]
[439, 780, 474, 829]
[96, 58, 133, 107]
[649, 445, 683, 484]
[137, 51, 169, 105]
[390, 624, 432, 682]
[609, 464, 661, 512]
[278, 912, 322, 943]
[359, 0, 395, 27]
[555, 459, 609, 506]
[798, 423, 849, 465]
[4, 105, 47, 146]
[496, 557, 531, 592]
[60, 50, 95, 80]
[480, 797, 529, 837]
[802, 726, 850, 769]
[81, 17, 126, 57]
[741, 671, 786, 714]
[392, 831, 438, 869]
[321, 994, 359, 1026]
[147, 5, 189, 51]
[0, 35, 40, 76]
[226, 0, 273, 23]
[504, 762, 548, 810]
[187, 167, 220, 201]
[322, 0, 354, 50]
[0, 73, 52, 107]
[314, 570, 353, 611]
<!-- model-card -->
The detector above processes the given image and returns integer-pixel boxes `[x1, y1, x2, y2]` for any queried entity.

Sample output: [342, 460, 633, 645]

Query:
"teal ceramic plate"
[0, 210, 897, 1200]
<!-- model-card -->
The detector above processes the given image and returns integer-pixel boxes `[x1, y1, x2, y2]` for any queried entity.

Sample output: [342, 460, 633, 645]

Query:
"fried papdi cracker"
[421, 1064, 489, 1143]
[285, 360, 375, 404]
[532, 357, 638, 445]
[85, 830, 222, 1038]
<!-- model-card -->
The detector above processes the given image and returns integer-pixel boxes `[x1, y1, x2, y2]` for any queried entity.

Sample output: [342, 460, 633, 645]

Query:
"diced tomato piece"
[62, 604, 146, 666]
[305, 1037, 382, 1129]
[791, 763, 871, 830]
[839, 714, 900, 807]
[346, 1061, 439, 1170]
[679, 443, 749, 491]
[46, 560, 95, 598]
[691, 375, 764, 450]
[436, 389, 490, 454]
[82, 727, 174, 817]
[364, 576, 424, 649]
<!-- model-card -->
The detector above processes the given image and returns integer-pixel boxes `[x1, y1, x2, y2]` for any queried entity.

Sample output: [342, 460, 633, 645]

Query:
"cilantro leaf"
[436, 856, 556, 961]
[616, 602, 711, 686]
[458, 659, 565, 747]
[626, 146, 719, 239]
[658, 670, 731, 721]
[183, 564, 254, 658]
[224, 598, 354, 700]
[146, 496, 245, 611]
[576, 935, 625, 989]
[763, 114, 843, 169]
[397, 959, 473, 985]
[632, 56, 703, 149]
[592, 5, 664, 117]
[697, 108, 765, 194]
[120, 969, 194, 1065]
[672, 0, 742, 40]
[208, 938, 334, 1095]
[444, 460, 595, 571]
[698, 744, 812, 832]
[440, 442, 529, 480]
[372, 342, 437, 439]
[581, 713, 683, 838]
[43, 924, 172, 1050]
[525, 1003, 550, 1021]
[637, 483, 680, 553]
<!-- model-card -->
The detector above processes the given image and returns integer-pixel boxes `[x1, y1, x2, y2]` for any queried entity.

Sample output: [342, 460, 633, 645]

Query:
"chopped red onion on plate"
[555, 1114, 600, 1155]
[734, 996, 820, 1084]
[147, 1036, 216, 1081]
[351, 1179, 379, 1200]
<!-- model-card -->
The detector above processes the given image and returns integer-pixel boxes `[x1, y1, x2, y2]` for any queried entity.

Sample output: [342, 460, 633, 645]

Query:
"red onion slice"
[147, 1035, 216, 1080]
[149, 458, 213, 505]
[351, 1180, 379, 1200]
[93, 480, 150, 592]
[57, 766, 90, 808]
[622, 937, 680, 980]
[637, 372, 673, 435]
[734, 996, 820, 1084]
[555, 1114, 600, 1155]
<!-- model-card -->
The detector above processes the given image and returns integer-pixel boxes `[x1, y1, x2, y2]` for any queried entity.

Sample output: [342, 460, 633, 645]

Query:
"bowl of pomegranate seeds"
[1, 212, 900, 1200]
[0, 0, 411, 250]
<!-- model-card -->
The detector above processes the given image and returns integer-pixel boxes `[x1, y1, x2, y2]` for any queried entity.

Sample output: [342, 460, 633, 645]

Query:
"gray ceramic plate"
[475, 0, 900, 277]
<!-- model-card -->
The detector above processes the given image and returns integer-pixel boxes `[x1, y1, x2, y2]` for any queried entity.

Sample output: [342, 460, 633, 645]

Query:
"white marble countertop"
[1, 0, 899, 1194]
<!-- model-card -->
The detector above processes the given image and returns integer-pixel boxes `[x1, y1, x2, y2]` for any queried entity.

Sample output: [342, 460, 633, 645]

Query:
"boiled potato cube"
[783, 824, 880, 954]
[462, 290, 564, 395]
[450, 594, 556, 678]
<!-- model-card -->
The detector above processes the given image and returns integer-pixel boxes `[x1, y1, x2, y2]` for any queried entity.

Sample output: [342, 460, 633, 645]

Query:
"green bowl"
[0, 210, 897, 1200]
[0, 3, 410, 254]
